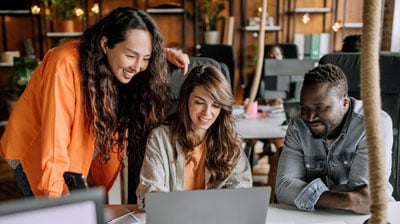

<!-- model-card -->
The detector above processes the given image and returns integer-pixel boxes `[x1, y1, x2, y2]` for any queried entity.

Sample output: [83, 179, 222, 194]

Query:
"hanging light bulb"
[332, 21, 343, 32]
[91, 3, 100, 14]
[31, 5, 40, 14]
[75, 8, 84, 17]
[302, 13, 310, 24]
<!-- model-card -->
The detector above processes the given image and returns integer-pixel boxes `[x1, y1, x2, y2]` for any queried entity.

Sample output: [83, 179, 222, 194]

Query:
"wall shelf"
[45, 32, 83, 38]
[144, 0, 187, 51]
[145, 8, 185, 14]
[293, 7, 332, 13]
[242, 25, 281, 32]
[343, 22, 363, 29]
[0, 10, 30, 15]
[0, 62, 13, 67]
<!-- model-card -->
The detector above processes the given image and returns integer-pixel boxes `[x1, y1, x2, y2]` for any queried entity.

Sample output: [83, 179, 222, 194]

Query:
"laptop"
[0, 187, 105, 224]
[145, 186, 271, 224]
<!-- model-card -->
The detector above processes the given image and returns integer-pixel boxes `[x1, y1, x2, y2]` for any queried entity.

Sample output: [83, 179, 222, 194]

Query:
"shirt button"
[343, 160, 348, 165]
[306, 164, 310, 168]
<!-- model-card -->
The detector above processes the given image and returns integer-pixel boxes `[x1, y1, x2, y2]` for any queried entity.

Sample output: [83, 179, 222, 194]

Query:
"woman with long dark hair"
[0, 7, 189, 197]
[136, 65, 252, 209]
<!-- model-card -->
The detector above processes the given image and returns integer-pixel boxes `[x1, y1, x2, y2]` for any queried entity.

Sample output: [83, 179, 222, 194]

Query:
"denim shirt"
[275, 98, 394, 211]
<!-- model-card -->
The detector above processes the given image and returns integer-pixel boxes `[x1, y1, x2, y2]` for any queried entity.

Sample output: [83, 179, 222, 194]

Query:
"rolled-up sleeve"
[294, 178, 329, 211]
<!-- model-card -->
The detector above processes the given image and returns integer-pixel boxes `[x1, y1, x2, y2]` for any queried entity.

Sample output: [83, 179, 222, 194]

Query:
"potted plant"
[41, 0, 82, 32]
[5, 57, 39, 113]
[201, 0, 227, 44]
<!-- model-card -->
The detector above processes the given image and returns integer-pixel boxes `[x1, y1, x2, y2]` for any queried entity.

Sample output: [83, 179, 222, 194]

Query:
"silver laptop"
[145, 186, 271, 224]
[0, 187, 105, 224]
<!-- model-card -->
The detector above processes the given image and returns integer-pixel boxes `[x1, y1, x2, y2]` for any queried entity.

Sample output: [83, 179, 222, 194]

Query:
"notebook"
[145, 186, 271, 224]
[0, 187, 105, 224]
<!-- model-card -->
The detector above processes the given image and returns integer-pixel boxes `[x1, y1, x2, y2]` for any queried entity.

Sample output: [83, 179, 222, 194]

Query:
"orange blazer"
[0, 41, 121, 197]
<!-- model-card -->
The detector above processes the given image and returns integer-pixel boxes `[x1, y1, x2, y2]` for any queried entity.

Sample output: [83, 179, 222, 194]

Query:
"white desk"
[267, 202, 400, 224]
[234, 106, 287, 140]
[106, 202, 400, 224]
[233, 106, 287, 188]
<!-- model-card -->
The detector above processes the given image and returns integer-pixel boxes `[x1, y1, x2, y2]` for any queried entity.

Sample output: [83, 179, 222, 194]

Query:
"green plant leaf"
[5, 57, 39, 101]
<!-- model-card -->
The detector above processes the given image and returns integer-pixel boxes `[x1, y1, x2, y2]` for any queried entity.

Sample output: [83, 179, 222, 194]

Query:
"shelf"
[242, 25, 281, 32]
[144, 0, 187, 51]
[0, 10, 30, 15]
[293, 7, 331, 13]
[146, 8, 185, 14]
[46, 32, 83, 38]
[0, 62, 13, 67]
[343, 23, 363, 29]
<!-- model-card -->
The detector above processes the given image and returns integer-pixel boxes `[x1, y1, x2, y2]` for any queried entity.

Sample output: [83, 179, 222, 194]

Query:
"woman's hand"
[165, 48, 190, 74]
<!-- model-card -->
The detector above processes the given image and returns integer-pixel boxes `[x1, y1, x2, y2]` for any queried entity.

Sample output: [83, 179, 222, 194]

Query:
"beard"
[308, 120, 330, 139]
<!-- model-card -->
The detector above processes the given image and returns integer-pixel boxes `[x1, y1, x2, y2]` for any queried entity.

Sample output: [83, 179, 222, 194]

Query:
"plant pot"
[204, 31, 221, 45]
[54, 19, 75, 33]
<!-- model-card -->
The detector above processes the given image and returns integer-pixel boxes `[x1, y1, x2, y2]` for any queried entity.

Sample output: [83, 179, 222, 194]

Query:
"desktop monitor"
[0, 187, 105, 224]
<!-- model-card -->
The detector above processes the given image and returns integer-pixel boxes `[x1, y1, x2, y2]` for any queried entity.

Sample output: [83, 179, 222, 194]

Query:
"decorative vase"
[55, 19, 74, 33]
[204, 31, 221, 45]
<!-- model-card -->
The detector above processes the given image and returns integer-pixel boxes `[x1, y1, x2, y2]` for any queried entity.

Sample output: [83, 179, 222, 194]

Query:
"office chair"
[197, 44, 236, 95]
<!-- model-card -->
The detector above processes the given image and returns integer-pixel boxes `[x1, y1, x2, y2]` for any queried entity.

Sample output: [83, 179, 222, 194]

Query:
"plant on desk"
[5, 57, 39, 113]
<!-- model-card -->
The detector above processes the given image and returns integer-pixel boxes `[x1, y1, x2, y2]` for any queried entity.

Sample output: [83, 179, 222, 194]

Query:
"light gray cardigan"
[136, 125, 253, 209]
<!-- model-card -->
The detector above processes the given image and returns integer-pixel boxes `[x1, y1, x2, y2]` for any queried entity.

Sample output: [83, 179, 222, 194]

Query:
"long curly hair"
[170, 65, 241, 187]
[78, 7, 169, 170]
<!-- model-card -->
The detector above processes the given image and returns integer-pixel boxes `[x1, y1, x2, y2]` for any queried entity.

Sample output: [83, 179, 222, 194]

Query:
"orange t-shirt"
[0, 41, 121, 197]
[184, 142, 206, 190]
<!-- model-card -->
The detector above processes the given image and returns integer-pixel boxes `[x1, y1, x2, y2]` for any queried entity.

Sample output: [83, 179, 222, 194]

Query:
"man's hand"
[316, 185, 370, 214]
[348, 185, 370, 214]
[165, 48, 190, 74]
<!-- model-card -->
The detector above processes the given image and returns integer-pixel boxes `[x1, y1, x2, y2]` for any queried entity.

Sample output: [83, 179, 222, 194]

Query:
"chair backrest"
[197, 44, 236, 95]
[168, 57, 231, 115]
[319, 52, 400, 200]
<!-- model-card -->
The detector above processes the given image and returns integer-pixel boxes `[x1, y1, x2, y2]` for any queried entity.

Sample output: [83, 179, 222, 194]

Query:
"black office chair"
[167, 56, 230, 115]
[319, 52, 400, 201]
[197, 44, 236, 95]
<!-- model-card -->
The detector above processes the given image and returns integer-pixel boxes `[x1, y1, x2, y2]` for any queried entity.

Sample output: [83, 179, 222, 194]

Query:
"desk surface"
[105, 202, 400, 224]
[267, 203, 400, 224]
[234, 106, 287, 139]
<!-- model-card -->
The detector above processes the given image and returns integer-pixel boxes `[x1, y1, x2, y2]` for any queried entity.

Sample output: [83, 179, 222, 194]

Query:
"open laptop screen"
[146, 186, 271, 224]
[0, 187, 105, 224]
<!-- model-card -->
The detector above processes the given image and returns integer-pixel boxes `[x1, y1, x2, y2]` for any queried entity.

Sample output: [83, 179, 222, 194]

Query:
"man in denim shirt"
[276, 64, 394, 214]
